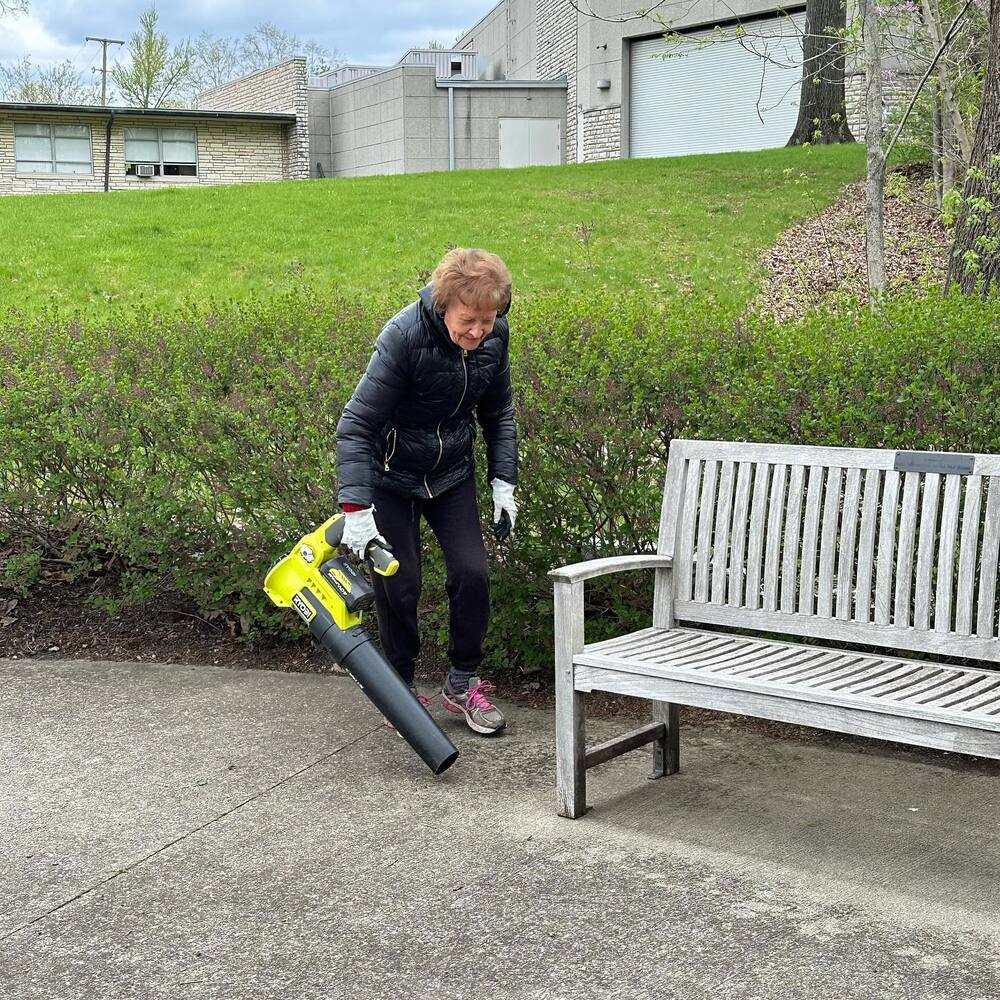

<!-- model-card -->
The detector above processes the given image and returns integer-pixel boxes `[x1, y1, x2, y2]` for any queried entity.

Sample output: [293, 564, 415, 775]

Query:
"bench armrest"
[548, 554, 673, 585]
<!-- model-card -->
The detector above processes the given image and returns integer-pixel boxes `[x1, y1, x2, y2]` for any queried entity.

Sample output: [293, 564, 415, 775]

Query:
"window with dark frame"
[124, 126, 198, 176]
[14, 123, 93, 174]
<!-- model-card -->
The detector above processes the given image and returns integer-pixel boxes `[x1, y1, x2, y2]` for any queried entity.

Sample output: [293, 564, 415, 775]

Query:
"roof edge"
[0, 102, 296, 122]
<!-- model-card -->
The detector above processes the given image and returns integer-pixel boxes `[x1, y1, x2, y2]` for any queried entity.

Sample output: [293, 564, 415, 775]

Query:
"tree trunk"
[861, 0, 887, 293]
[947, 0, 1000, 295]
[920, 0, 974, 164]
[787, 0, 857, 144]
[932, 81, 944, 208]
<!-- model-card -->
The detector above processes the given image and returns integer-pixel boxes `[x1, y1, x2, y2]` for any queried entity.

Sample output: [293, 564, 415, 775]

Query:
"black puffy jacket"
[336, 285, 518, 505]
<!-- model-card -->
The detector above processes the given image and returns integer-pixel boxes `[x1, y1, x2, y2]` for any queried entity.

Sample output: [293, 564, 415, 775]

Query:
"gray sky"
[0, 1, 491, 70]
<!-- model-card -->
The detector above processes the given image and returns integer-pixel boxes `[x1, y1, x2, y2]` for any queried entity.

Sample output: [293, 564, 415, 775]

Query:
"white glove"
[342, 507, 383, 560]
[490, 478, 517, 539]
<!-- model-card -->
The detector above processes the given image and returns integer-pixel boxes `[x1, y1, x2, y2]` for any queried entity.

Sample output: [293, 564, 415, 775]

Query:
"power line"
[85, 35, 124, 105]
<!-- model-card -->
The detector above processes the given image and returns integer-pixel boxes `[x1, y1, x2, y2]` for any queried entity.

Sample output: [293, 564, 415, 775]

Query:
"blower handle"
[324, 513, 399, 577]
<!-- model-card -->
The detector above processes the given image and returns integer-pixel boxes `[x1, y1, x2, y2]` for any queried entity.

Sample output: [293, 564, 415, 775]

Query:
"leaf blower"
[263, 513, 459, 775]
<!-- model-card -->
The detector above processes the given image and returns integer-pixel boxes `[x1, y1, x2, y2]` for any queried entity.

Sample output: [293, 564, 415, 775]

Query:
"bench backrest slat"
[956, 476, 983, 634]
[914, 473, 940, 630]
[893, 473, 921, 626]
[837, 468, 863, 620]
[658, 441, 1000, 663]
[711, 461, 736, 604]
[979, 480, 1000, 638]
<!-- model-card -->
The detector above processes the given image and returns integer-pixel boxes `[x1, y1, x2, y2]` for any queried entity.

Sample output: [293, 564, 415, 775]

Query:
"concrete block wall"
[308, 88, 333, 177]
[431, 85, 567, 174]
[457, 0, 538, 80]
[314, 64, 567, 177]
[0, 112, 287, 195]
[326, 67, 407, 176]
[197, 58, 309, 179]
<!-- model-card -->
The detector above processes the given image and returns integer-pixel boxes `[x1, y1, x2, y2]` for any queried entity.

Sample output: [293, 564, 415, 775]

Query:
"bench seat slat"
[672, 599, 1000, 662]
[573, 627, 1000, 734]
[572, 664, 1000, 759]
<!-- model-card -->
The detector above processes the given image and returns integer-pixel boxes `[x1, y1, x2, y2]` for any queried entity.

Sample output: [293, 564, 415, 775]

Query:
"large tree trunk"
[787, 0, 856, 145]
[861, 0, 887, 293]
[947, 0, 1000, 295]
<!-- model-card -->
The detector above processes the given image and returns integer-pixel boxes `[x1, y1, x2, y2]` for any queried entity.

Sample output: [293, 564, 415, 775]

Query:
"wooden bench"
[550, 440, 1000, 818]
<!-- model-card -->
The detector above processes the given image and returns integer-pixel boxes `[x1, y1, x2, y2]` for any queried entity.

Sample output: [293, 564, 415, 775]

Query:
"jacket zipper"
[425, 348, 469, 498]
[384, 428, 397, 471]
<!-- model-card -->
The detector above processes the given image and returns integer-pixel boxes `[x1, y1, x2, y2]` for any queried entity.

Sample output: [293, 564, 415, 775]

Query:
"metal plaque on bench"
[893, 451, 975, 476]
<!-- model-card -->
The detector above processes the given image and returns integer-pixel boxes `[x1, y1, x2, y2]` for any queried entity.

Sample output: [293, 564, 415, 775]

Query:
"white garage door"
[499, 118, 562, 168]
[630, 12, 806, 158]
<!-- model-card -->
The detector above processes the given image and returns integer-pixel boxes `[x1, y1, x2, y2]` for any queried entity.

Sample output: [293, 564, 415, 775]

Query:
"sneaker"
[384, 687, 433, 730]
[441, 676, 507, 735]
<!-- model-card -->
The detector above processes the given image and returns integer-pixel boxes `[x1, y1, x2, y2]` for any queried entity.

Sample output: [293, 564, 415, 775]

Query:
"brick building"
[0, 59, 307, 197]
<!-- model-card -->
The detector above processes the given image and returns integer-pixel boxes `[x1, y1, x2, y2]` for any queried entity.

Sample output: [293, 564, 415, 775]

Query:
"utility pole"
[86, 36, 124, 106]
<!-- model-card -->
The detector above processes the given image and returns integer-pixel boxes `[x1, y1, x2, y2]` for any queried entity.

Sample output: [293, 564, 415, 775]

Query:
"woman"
[335, 248, 518, 735]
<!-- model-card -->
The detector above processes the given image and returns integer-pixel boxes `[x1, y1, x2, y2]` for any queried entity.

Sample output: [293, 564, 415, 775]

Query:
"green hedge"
[2, 290, 999, 671]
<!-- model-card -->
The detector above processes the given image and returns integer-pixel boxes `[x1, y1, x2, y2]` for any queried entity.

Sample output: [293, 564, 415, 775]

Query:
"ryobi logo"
[291, 593, 315, 622]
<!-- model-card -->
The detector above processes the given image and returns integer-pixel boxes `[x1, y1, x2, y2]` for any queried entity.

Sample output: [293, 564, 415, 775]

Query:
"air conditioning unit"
[135, 163, 155, 178]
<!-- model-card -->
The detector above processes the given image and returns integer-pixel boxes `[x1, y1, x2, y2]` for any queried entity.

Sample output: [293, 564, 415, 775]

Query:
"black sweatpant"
[371, 476, 490, 686]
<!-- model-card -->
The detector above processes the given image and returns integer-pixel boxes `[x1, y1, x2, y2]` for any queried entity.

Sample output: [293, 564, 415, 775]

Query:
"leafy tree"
[111, 6, 192, 109]
[0, 56, 100, 104]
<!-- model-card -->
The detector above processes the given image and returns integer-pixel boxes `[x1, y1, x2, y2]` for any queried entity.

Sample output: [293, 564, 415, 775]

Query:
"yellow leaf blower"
[263, 513, 459, 775]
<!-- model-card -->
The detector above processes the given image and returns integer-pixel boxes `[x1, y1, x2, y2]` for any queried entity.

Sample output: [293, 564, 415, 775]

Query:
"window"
[14, 123, 93, 174]
[124, 126, 197, 176]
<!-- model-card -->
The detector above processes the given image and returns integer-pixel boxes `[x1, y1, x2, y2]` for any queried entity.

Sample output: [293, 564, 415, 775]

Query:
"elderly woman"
[335, 248, 518, 735]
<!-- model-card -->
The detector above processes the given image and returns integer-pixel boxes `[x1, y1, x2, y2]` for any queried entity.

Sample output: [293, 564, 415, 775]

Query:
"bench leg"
[554, 579, 587, 818]
[556, 677, 587, 818]
[650, 701, 680, 779]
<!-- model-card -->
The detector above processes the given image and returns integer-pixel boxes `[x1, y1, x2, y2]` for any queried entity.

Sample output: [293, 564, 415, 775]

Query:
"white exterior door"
[629, 12, 806, 158]
[499, 118, 562, 168]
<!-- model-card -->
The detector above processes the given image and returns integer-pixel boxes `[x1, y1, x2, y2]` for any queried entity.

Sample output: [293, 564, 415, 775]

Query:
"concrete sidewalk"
[2, 657, 999, 1000]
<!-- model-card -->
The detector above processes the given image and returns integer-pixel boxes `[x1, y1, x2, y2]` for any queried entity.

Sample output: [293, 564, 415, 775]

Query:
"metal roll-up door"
[629, 11, 806, 158]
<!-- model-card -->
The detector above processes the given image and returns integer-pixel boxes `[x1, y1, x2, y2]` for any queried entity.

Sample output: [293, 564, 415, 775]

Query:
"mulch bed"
[752, 165, 952, 322]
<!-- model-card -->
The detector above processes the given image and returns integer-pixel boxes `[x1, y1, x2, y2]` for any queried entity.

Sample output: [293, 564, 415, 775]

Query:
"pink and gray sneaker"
[383, 687, 433, 730]
[441, 676, 507, 735]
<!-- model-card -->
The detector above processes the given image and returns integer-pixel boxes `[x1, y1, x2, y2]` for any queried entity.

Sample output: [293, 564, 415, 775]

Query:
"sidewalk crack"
[1, 726, 379, 942]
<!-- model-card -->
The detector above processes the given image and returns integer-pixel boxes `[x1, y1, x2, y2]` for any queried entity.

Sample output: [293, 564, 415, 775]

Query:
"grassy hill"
[0, 145, 865, 314]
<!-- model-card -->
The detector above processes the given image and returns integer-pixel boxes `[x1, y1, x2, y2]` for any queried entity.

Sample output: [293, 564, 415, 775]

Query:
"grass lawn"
[0, 144, 865, 314]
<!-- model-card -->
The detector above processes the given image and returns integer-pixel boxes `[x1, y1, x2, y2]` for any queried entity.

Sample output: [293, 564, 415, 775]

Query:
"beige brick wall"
[582, 105, 620, 161]
[0, 113, 288, 195]
[198, 58, 310, 179]
[844, 72, 920, 142]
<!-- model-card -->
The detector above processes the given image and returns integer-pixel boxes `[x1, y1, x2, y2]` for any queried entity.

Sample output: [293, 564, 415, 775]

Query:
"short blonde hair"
[431, 248, 512, 313]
